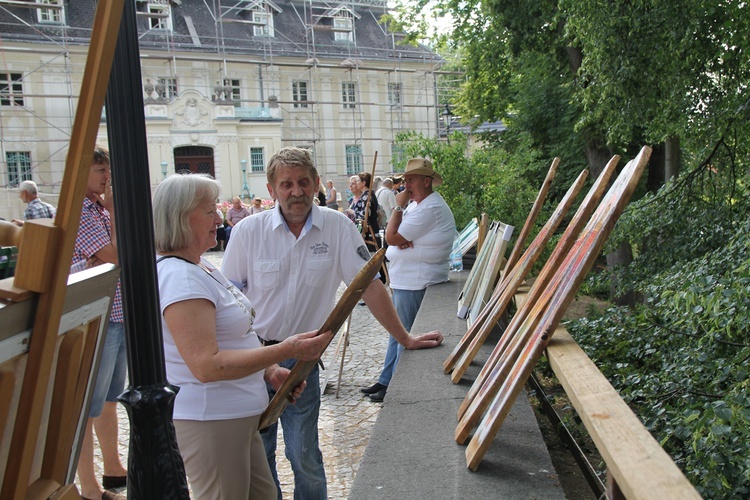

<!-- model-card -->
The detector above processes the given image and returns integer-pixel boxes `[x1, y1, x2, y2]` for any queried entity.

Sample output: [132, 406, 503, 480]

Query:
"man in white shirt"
[376, 177, 397, 225]
[221, 147, 443, 500]
[361, 158, 456, 403]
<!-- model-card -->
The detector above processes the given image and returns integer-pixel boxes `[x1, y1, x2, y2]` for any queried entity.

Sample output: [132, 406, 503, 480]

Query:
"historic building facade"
[0, 0, 444, 219]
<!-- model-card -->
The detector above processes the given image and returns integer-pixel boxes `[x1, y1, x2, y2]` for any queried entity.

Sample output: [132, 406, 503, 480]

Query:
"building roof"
[0, 0, 440, 64]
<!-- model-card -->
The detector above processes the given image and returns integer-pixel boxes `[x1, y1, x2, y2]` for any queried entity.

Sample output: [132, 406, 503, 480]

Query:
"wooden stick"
[504, 158, 559, 274]
[462, 147, 651, 469]
[259, 249, 386, 430]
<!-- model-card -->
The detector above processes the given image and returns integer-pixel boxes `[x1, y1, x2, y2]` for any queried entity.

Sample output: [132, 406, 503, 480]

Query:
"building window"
[223, 78, 241, 103]
[345, 145, 362, 175]
[37, 0, 64, 24]
[148, 3, 172, 30]
[0, 73, 24, 107]
[388, 83, 402, 108]
[333, 16, 353, 42]
[250, 148, 265, 173]
[158, 77, 178, 100]
[6, 152, 32, 188]
[342, 82, 357, 109]
[293, 81, 308, 108]
[253, 11, 274, 37]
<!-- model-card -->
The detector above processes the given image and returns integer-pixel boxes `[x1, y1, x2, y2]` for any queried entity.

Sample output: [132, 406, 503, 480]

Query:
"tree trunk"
[664, 136, 681, 181]
[647, 142, 665, 193]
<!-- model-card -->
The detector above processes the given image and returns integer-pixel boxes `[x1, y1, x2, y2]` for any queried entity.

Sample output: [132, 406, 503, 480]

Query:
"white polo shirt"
[385, 191, 455, 291]
[221, 204, 371, 342]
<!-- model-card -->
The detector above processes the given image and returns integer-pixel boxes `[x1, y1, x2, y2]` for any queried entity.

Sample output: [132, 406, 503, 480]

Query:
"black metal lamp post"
[441, 103, 454, 142]
[105, 1, 189, 497]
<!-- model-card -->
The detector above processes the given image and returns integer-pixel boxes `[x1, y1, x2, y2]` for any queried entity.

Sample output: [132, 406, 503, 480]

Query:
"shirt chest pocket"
[253, 260, 281, 290]
[304, 258, 333, 286]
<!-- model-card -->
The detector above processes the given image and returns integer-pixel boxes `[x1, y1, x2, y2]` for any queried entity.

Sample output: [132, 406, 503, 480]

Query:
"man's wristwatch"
[394, 205, 405, 212]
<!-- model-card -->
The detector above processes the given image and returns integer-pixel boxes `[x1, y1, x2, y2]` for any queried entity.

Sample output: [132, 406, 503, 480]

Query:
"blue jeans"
[262, 361, 326, 500]
[88, 321, 127, 417]
[378, 288, 427, 387]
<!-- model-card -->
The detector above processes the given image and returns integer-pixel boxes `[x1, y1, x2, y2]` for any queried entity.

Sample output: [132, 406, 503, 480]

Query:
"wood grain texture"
[464, 147, 651, 470]
[259, 249, 385, 430]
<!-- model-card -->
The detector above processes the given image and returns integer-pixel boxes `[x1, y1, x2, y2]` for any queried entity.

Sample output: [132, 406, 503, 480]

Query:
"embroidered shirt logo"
[310, 242, 329, 255]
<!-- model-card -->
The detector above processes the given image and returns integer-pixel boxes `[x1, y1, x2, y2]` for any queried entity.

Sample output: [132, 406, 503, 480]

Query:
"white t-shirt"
[221, 204, 372, 342]
[376, 186, 397, 223]
[386, 191, 455, 290]
[158, 256, 268, 420]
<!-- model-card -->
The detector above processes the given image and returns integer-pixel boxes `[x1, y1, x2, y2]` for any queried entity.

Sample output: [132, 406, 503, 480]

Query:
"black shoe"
[369, 388, 387, 402]
[360, 382, 386, 395]
[102, 475, 127, 490]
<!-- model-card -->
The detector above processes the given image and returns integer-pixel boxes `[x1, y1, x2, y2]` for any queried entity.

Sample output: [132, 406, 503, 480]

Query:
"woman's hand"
[281, 329, 333, 361]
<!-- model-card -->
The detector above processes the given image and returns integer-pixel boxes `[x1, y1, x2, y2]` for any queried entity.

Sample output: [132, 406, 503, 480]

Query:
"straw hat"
[394, 158, 443, 187]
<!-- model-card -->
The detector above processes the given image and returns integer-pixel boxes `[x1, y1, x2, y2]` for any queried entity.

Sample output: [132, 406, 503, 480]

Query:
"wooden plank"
[0, 279, 33, 302]
[548, 329, 700, 499]
[464, 146, 651, 470]
[2, 2, 125, 497]
[258, 248, 385, 430]
[504, 158, 559, 274]
[14, 219, 60, 292]
[477, 213, 489, 254]
[444, 168, 589, 379]
[455, 156, 620, 419]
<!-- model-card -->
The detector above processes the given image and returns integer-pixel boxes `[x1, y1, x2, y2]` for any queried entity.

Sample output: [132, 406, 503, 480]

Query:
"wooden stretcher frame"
[443, 167, 592, 379]
[259, 248, 386, 430]
[455, 156, 621, 428]
[467, 223, 514, 326]
[458, 147, 651, 470]
[456, 221, 499, 320]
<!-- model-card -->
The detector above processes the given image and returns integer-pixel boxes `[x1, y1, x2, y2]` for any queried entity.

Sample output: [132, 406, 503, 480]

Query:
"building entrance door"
[174, 146, 215, 177]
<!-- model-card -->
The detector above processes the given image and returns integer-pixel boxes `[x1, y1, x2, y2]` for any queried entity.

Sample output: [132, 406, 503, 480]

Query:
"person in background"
[376, 178, 397, 226]
[12, 180, 56, 226]
[325, 180, 338, 211]
[250, 197, 265, 215]
[221, 147, 443, 500]
[72, 146, 128, 500]
[316, 183, 327, 206]
[224, 196, 250, 243]
[153, 173, 331, 500]
[361, 158, 455, 403]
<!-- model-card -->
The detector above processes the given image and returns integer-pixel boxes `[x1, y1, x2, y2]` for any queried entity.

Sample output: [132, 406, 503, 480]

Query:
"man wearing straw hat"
[361, 158, 455, 402]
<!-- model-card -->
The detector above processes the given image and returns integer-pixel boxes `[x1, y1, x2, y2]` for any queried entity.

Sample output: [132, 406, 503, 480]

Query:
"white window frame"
[388, 82, 402, 108]
[253, 10, 274, 37]
[158, 77, 178, 100]
[292, 80, 309, 108]
[223, 78, 241, 104]
[345, 145, 362, 175]
[37, 0, 64, 24]
[0, 72, 24, 107]
[6, 151, 32, 188]
[342, 82, 357, 109]
[333, 16, 353, 42]
[250, 148, 265, 173]
[148, 3, 172, 31]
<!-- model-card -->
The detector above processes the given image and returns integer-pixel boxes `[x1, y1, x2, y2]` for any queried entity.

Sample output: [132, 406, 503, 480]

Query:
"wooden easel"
[0, 3, 126, 497]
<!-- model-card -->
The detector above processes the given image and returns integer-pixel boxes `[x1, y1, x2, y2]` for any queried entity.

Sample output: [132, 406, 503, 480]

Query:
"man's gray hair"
[382, 178, 393, 188]
[153, 174, 221, 252]
[266, 147, 319, 185]
[19, 180, 38, 196]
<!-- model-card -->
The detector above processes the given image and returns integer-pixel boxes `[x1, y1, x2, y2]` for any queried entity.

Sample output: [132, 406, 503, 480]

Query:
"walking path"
[86, 250, 389, 498]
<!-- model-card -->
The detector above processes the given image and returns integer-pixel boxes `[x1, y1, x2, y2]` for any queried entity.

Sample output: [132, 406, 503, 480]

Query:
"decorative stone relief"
[174, 97, 209, 128]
